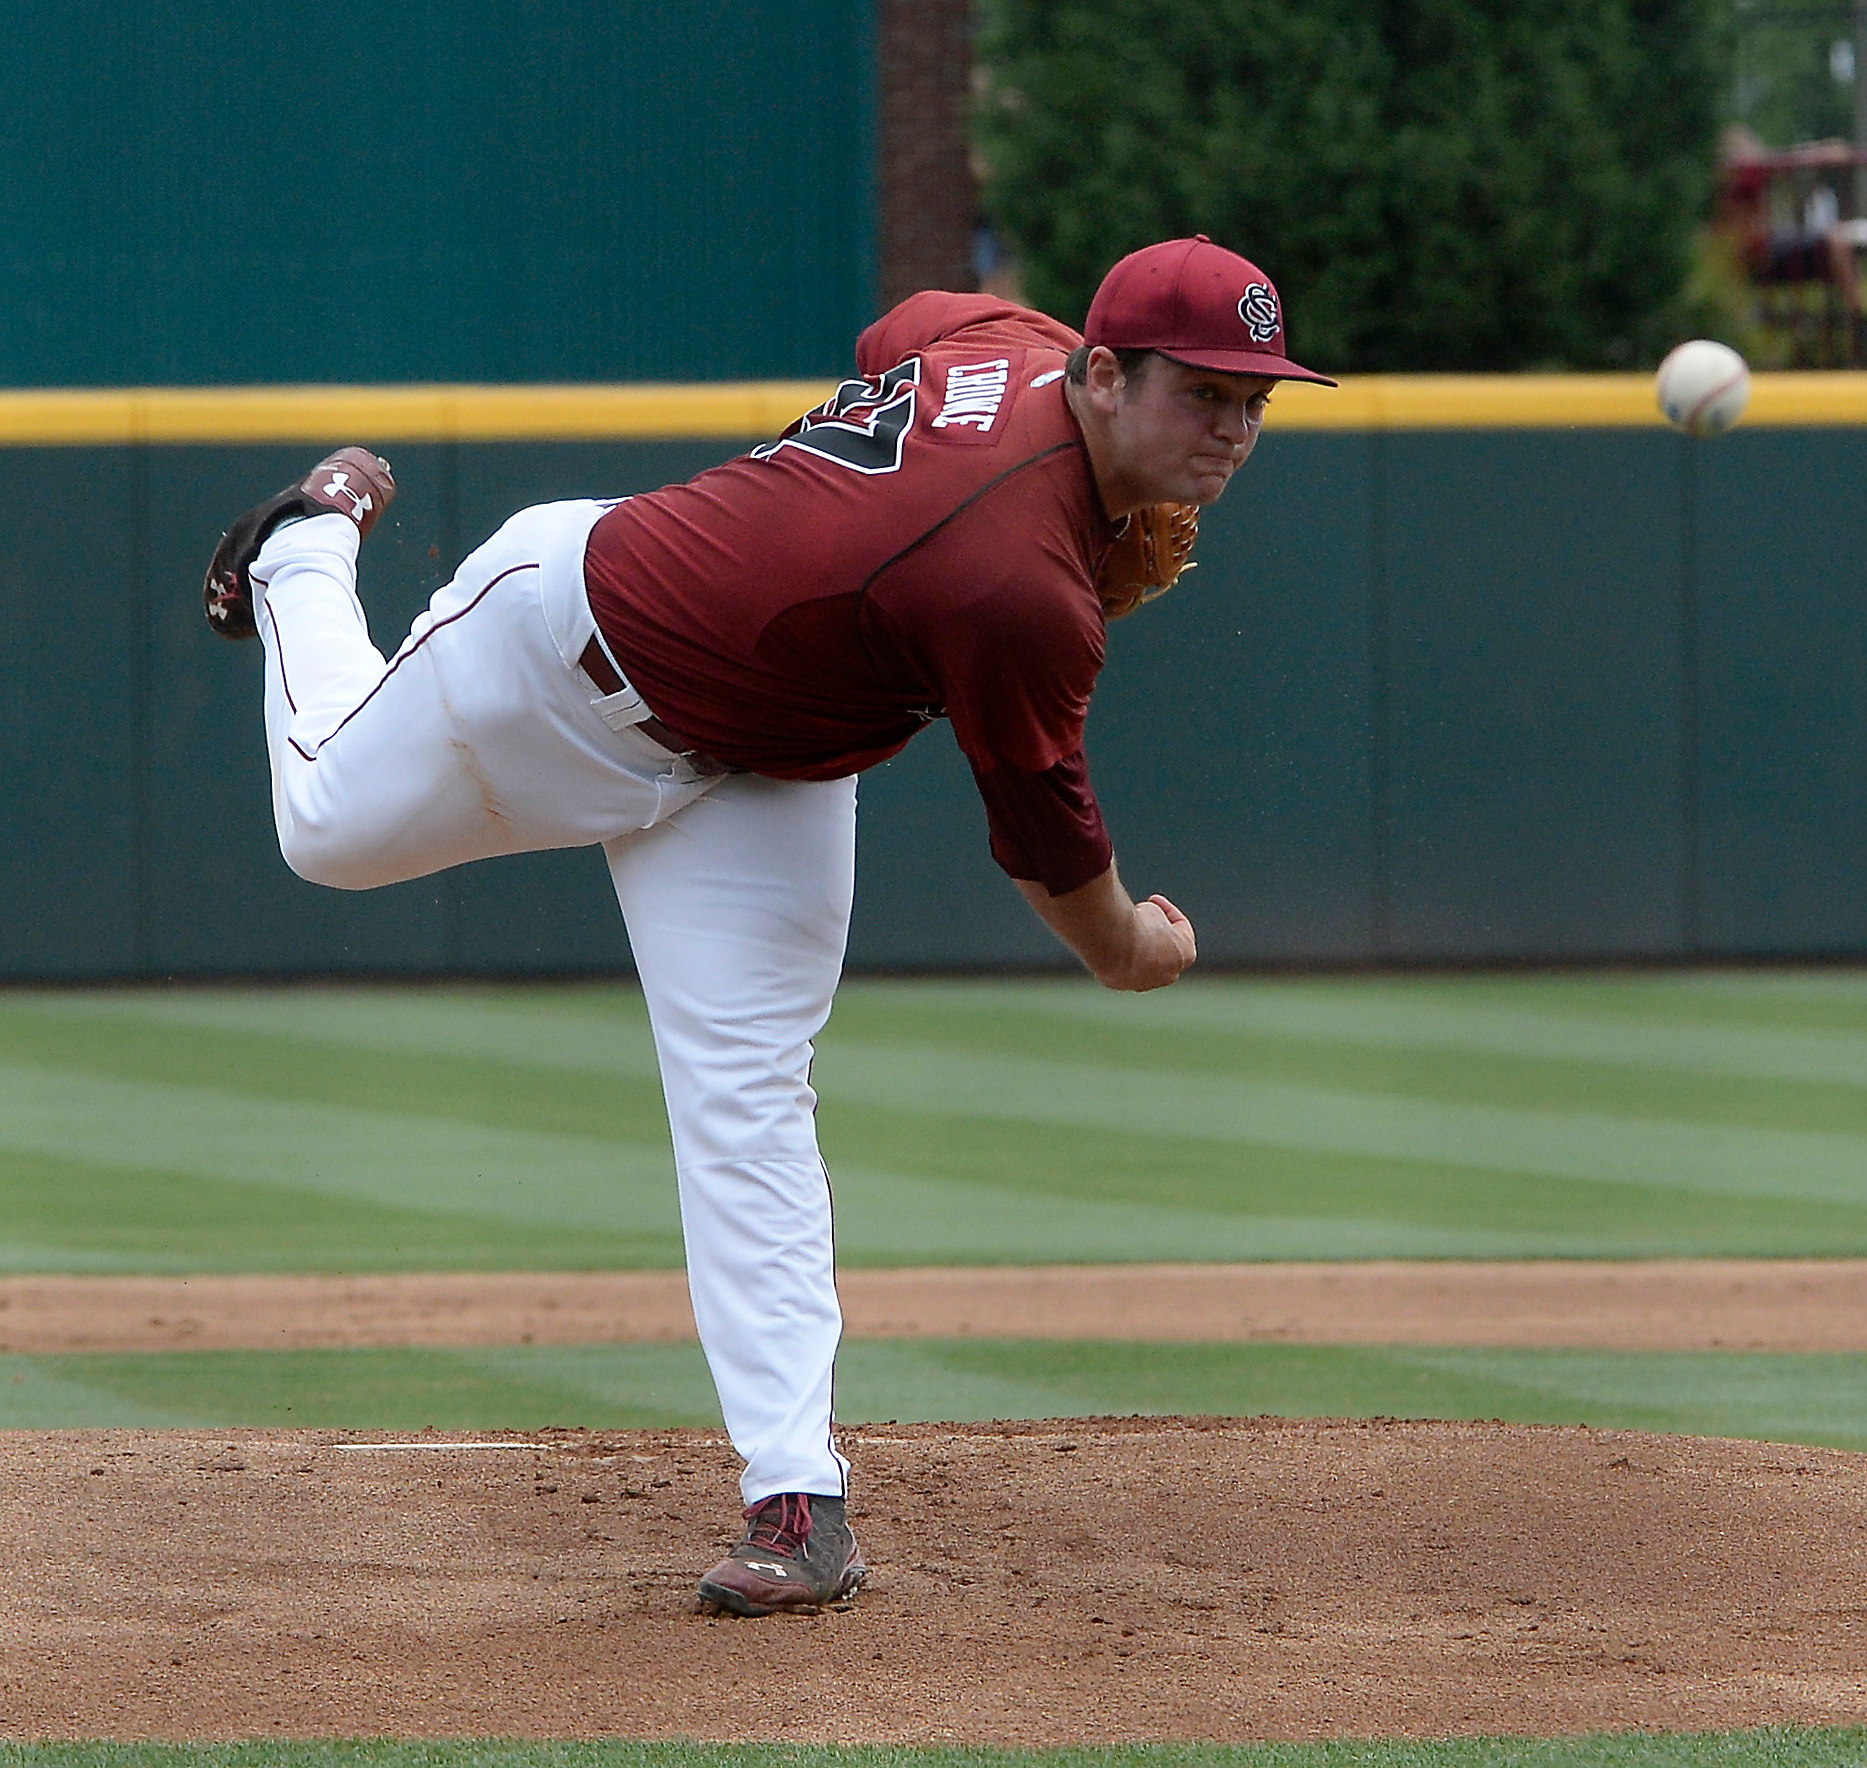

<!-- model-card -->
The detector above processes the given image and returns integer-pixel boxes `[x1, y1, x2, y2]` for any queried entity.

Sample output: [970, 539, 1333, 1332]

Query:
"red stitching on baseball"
[1686, 370, 1746, 430]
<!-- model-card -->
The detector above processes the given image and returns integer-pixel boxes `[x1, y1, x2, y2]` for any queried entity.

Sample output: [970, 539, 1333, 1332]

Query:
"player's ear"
[1080, 346, 1126, 411]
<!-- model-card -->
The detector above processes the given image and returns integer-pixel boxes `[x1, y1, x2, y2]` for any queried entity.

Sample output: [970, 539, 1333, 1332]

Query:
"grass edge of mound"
[2, 1725, 1866, 1766]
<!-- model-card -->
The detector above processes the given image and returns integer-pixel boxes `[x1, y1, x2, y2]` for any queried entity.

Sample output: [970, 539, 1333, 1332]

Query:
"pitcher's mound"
[2, 1416, 1863, 1742]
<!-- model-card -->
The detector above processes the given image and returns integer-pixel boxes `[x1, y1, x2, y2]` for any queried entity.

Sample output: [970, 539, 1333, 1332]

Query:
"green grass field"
[3, 1340, 1865, 1448]
[2, 973, 1864, 1763]
[3, 971, 1865, 1271]
[1, 973, 1864, 1443]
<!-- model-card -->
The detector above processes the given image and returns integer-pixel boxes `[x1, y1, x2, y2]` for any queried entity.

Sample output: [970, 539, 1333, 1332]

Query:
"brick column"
[879, 0, 977, 309]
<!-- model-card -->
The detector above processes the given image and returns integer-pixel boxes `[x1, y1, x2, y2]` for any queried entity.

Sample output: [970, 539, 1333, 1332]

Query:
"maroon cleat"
[696, 1492, 867, 1617]
[203, 445, 396, 640]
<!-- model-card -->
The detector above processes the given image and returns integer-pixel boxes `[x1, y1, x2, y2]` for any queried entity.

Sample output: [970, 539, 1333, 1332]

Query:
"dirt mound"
[2, 1417, 1864, 1742]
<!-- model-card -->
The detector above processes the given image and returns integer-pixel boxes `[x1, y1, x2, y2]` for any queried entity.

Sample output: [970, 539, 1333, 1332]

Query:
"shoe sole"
[695, 1561, 867, 1619]
[203, 448, 396, 641]
[695, 1576, 781, 1618]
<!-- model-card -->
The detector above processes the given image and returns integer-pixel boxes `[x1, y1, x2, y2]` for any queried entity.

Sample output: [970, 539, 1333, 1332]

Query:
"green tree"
[976, 0, 1722, 371]
[1728, 3, 1858, 148]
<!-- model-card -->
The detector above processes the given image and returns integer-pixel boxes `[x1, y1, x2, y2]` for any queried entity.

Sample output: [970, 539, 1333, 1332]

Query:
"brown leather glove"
[1095, 502, 1200, 621]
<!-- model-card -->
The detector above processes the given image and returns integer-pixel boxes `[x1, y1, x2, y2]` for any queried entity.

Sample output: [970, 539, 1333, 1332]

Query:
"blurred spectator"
[1721, 125, 1859, 307]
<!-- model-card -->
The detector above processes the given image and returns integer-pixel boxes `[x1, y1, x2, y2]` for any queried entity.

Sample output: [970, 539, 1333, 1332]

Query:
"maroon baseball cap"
[1084, 235, 1337, 386]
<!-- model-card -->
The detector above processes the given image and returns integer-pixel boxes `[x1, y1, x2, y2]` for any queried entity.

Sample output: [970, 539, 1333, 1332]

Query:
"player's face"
[1109, 358, 1275, 507]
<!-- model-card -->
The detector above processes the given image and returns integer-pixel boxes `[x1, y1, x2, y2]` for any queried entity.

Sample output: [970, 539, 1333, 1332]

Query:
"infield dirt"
[3, 1416, 1864, 1743]
[5, 1265, 1865, 1742]
[4, 1260, 1865, 1353]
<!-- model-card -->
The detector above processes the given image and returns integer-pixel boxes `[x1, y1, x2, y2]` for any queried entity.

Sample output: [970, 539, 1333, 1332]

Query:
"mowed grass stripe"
[20, 985, 666, 1080]
[0, 996, 673, 1142]
[827, 1157, 1702, 1263]
[4, 1736, 1867, 1767]
[2, 1341, 1864, 1449]
[24, 981, 1867, 1133]
[825, 1139, 1867, 1260]
[0, 1149, 685, 1274]
[852, 976, 1867, 1088]
[2, 1062, 1863, 1268]
[811, 1045, 1867, 1202]
[7, 995, 1866, 1199]
[8, 1136, 1855, 1274]
[0, 1342, 724, 1431]
[2, 980, 1867, 1267]
[0, 1064, 682, 1237]
[815, 993, 1867, 1137]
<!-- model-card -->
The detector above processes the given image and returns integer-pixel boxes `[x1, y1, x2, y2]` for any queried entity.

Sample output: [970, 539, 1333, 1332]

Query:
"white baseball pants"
[252, 501, 856, 1504]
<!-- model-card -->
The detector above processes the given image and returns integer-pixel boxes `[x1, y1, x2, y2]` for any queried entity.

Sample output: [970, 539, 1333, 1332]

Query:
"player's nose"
[1210, 400, 1251, 444]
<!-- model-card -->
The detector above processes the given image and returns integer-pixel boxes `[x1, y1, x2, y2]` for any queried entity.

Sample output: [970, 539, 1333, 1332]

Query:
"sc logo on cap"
[1238, 283, 1280, 343]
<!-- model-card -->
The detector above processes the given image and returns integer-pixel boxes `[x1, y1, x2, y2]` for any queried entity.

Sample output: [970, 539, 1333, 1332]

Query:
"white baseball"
[1656, 339, 1751, 437]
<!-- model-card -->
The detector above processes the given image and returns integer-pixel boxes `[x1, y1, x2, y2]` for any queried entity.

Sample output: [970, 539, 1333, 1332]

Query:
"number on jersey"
[753, 360, 920, 475]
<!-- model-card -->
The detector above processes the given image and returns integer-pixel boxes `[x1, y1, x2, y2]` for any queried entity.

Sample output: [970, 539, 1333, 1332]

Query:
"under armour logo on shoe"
[745, 1561, 789, 1577]
[321, 470, 375, 521]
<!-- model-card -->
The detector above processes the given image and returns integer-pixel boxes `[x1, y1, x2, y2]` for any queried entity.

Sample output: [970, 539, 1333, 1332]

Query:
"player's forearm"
[1015, 867, 1130, 979]
[1015, 863, 1196, 992]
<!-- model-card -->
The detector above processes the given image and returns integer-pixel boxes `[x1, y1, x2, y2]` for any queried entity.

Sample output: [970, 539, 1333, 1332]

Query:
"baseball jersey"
[583, 292, 1121, 895]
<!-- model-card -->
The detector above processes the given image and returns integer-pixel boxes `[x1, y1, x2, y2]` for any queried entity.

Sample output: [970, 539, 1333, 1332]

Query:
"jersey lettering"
[932, 358, 1011, 432]
[753, 360, 920, 475]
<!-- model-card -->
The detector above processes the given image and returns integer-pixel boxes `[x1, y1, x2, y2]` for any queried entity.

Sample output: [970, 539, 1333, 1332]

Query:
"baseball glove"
[1095, 501, 1200, 621]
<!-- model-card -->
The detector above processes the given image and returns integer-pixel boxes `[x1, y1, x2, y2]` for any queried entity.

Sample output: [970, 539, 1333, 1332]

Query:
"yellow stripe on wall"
[0, 381, 844, 446]
[0, 371, 1865, 444]
[1267, 370, 1867, 429]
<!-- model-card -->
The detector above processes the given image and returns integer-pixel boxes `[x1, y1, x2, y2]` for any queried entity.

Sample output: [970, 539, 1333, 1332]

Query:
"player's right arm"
[918, 543, 1196, 991]
[1014, 865, 1197, 992]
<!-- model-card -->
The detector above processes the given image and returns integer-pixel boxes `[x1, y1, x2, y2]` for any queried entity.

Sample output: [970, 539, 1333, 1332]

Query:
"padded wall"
[0, 1, 874, 386]
[4, 426, 1863, 977]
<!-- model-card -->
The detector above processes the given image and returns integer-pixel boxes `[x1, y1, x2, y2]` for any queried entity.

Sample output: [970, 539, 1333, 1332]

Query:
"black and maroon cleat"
[696, 1492, 867, 1617]
[202, 445, 396, 640]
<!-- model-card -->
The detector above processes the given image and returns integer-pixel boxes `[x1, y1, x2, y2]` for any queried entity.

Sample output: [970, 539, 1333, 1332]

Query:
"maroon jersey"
[583, 292, 1121, 894]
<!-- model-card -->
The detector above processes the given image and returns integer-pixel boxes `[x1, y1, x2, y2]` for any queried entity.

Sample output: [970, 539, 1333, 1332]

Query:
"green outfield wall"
[2, 374, 1864, 978]
[0, 1, 875, 386]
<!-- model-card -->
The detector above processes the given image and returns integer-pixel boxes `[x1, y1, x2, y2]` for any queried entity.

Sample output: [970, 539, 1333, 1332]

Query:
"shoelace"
[742, 1493, 814, 1556]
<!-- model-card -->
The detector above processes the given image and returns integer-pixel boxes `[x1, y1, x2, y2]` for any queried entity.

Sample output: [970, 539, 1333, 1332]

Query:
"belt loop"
[577, 631, 740, 775]
[586, 622, 631, 690]
[578, 633, 650, 730]
[591, 686, 650, 733]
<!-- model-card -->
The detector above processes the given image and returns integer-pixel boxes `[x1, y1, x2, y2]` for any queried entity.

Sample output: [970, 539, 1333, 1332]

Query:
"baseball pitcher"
[201, 236, 1333, 1615]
